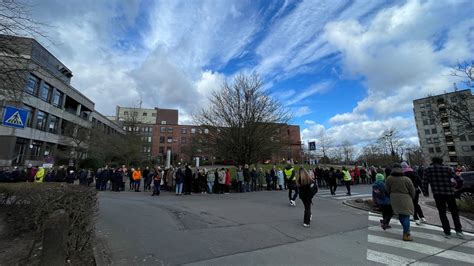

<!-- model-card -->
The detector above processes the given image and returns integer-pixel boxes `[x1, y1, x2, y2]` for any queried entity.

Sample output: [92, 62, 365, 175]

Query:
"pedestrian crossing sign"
[2, 106, 29, 129]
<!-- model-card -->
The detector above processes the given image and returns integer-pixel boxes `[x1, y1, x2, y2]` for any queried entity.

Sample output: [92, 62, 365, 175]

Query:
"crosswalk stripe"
[462, 241, 474, 248]
[368, 214, 474, 236]
[366, 249, 416, 265]
[368, 226, 465, 245]
[368, 234, 444, 255]
[436, 250, 474, 264]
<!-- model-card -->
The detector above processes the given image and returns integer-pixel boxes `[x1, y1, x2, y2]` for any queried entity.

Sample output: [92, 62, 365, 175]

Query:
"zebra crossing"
[315, 190, 372, 200]
[366, 212, 474, 265]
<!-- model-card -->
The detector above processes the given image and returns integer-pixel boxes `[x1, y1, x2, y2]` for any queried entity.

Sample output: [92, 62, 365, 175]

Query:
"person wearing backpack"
[297, 166, 316, 227]
[372, 170, 392, 230]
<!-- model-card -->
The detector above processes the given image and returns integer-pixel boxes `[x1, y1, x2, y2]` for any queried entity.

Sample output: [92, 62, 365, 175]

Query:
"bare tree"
[340, 140, 355, 164]
[0, 0, 49, 101]
[377, 128, 406, 158]
[195, 73, 291, 165]
[317, 129, 332, 160]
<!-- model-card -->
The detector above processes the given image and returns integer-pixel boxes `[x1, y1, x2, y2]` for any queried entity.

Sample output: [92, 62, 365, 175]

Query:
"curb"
[92, 230, 111, 266]
[342, 199, 474, 233]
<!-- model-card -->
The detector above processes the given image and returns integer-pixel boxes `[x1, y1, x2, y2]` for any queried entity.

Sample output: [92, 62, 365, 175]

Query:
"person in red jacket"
[225, 168, 231, 194]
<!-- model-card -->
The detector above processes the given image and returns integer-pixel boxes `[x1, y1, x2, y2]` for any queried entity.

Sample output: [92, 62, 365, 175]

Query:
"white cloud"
[294, 106, 312, 117]
[286, 81, 332, 106]
[304, 120, 316, 125]
[324, 0, 474, 117]
[329, 112, 368, 124]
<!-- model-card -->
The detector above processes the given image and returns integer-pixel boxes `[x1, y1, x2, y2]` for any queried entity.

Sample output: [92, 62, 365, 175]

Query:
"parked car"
[455, 171, 474, 199]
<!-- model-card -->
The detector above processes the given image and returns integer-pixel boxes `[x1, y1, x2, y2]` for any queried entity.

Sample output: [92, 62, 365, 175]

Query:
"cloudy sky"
[30, 0, 474, 148]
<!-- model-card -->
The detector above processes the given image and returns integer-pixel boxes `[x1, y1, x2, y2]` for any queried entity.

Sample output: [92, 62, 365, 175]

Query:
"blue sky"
[31, 0, 474, 149]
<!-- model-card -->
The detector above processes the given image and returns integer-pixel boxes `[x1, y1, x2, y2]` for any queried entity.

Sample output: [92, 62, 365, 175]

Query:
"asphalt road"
[95, 185, 474, 265]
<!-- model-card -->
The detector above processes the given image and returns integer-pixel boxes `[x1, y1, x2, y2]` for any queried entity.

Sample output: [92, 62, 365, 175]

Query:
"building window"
[431, 128, 437, 134]
[435, 147, 441, 153]
[23, 105, 34, 127]
[31, 141, 42, 158]
[428, 148, 434, 153]
[148, 137, 152, 142]
[133, 112, 138, 116]
[36, 110, 47, 131]
[426, 138, 432, 144]
[198, 128, 203, 134]
[39, 83, 52, 102]
[167, 136, 173, 143]
[159, 147, 164, 154]
[51, 90, 63, 107]
[160, 127, 166, 133]
[191, 128, 196, 134]
[159, 136, 165, 143]
[48, 115, 59, 134]
[181, 127, 187, 134]
[424, 129, 430, 135]
[469, 135, 474, 141]
[25, 74, 39, 95]
[421, 111, 426, 116]
[471, 145, 474, 151]
[124, 111, 129, 116]
[143, 112, 147, 116]
[204, 128, 209, 134]
[167, 127, 173, 133]
[152, 113, 156, 117]
[462, 146, 470, 152]
[161, 121, 167, 125]
[422, 120, 428, 126]
[181, 136, 187, 144]
[429, 119, 435, 125]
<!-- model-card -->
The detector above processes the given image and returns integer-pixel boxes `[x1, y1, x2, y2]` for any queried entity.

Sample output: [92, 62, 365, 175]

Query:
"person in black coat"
[184, 165, 193, 195]
[401, 162, 425, 224]
[297, 167, 316, 227]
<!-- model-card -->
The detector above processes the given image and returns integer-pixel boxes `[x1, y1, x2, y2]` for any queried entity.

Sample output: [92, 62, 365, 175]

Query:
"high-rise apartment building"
[0, 35, 124, 167]
[413, 89, 474, 166]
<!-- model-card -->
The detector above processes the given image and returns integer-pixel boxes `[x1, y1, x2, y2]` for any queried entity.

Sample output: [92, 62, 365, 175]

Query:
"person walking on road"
[385, 164, 415, 241]
[297, 167, 316, 227]
[342, 167, 352, 196]
[284, 164, 298, 206]
[328, 167, 337, 196]
[422, 157, 465, 239]
[401, 162, 426, 225]
[277, 167, 284, 190]
[372, 172, 392, 230]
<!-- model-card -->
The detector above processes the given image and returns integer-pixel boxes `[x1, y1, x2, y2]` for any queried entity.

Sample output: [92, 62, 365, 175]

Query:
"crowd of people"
[1, 158, 471, 234]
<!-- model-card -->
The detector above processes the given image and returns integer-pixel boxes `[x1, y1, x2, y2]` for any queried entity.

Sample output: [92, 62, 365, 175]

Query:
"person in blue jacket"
[373, 170, 393, 230]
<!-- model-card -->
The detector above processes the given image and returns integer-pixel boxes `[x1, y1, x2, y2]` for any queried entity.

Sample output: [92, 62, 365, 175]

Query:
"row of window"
[159, 127, 209, 134]
[21, 105, 60, 134]
[428, 147, 442, 153]
[122, 126, 153, 133]
[159, 136, 188, 144]
[424, 128, 438, 135]
[459, 135, 474, 142]
[422, 119, 436, 126]
[140, 136, 152, 143]
[158, 147, 172, 154]
[25, 74, 64, 108]
[123, 111, 156, 117]
[142, 146, 151, 153]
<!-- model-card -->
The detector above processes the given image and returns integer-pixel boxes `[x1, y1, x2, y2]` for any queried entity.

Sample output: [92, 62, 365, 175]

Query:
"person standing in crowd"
[34, 167, 45, 183]
[251, 167, 258, 192]
[225, 168, 231, 194]
[132, 167, 142, 192]
[422, 157, 464, 239]
[213, 168, 219, 193]
[256, 168, 264, 191]
[237, 166, 244, 193]
[184, 164, 193, 195]
[143, 166, 151, 191]
[265, 169, 272, 191]
[284, 163, 298, 206]
[342, 167, 352, 196]
[360, 167, 367, 184]
[373, 171, 392, 230]
[328, 167, 337, 196]
[198, 169, 207, 194]
[206, 168, 214, 194]
[56, 165, 66, 182]
[353, 165, 360, 184]
[152, 167, 162, 196]
[218, 168, 226, 194]
[277, 167, 284, 190]
[175, 167, 184, 195]
[297, 166, 316, 227]
[243, 164, 251, 192]
[401, 162, 426, 225]
[271, 165, 278, 190]
[26, 164, 37, 182]
[386, 163, 415, 241]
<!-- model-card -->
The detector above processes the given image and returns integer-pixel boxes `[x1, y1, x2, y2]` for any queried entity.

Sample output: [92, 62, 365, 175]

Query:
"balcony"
[444, 131, 452, 136]
[442, 122, 449, 127]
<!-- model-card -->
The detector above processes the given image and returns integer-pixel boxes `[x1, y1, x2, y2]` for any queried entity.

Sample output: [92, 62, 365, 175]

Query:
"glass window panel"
[48, 115, 59, 134]
[25, 75, 39, 95]
[51, 90, 63, 107]
[36, 110, 47, 131]
[39, 83, 51, 102]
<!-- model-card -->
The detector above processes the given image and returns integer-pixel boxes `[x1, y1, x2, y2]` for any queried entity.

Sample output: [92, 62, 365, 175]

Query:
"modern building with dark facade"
[413, 89, 474, 166]
[0, 35, 124, 167]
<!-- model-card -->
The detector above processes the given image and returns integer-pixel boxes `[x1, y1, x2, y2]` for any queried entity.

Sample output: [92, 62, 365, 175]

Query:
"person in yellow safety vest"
[34, 167, 45, 183]
[284, 164, 298, 206]
[342, 166, 352, 196]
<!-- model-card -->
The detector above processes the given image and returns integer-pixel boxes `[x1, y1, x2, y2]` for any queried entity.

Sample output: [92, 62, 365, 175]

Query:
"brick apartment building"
[116, 106, 302, 165]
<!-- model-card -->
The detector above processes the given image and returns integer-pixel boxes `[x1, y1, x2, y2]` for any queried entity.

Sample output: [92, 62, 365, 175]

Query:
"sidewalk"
[344, 196, 474, 233]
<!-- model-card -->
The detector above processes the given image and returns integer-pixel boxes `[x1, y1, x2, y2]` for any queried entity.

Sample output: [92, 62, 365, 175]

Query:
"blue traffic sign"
[2, 106, 29, 129]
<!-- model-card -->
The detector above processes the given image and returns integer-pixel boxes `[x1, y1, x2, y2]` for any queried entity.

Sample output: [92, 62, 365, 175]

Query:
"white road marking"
[368, 226, 465, 245]
[368, 234, 444, 255]
[462, 241, 474, 248]
[436, 250, 474, 264]
[366, 249, 416, 265]
[368, 215, 474, 237]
